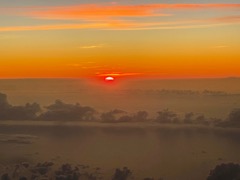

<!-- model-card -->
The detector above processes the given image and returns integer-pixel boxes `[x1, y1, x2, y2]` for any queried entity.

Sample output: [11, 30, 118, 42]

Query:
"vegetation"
[1, 161, 240, 180]
[1, 92, 240, 128]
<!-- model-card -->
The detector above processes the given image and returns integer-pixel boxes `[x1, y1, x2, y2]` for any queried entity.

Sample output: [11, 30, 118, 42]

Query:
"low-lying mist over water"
[1, 78, 240, 180]
[1, 78, 240, 118]
[1, 123, 240, 180]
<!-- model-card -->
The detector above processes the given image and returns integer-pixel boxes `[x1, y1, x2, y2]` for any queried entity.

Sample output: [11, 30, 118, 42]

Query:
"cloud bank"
[0, 3, 240, 31]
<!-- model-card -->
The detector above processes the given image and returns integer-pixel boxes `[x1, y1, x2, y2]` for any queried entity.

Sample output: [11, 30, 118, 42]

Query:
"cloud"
[214, 15, 240, 23]
[21, 4, 171, 20]
[12, 4, 240, 20]
[0, 3, 240, 32]
[67, 64, 82, 67]
[0, 16, 239, 32]
[0, 35, 21, 39]
[79, 44, 104, 49]
[0, 23, 110, 32]
[210, 45, 228, 49]
[67, 63, 107, 70]
[96, 72, 143, 77]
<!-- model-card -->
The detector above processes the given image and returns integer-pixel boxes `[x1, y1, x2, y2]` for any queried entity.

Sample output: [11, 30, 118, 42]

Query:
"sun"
[105, 76, 114, 81]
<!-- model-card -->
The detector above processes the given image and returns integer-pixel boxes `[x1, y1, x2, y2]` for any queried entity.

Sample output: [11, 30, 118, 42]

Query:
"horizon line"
[0, 76, 239, 80]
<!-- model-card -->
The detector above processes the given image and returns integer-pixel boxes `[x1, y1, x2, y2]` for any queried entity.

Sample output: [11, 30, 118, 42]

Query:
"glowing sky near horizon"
[0, 0, 240, 78]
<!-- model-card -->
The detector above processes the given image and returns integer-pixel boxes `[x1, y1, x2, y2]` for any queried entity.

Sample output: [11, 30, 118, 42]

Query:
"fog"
[1, 123, 240, 179]
[1, 78, 240, 119]
[0, 78, 240, 179]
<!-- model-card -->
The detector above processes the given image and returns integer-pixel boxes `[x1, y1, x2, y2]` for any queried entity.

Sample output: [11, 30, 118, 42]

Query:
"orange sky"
[0, 1, 240, 79]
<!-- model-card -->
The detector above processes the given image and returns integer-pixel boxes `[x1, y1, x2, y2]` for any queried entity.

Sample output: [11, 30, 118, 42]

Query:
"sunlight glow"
[105, 76, 114, 81]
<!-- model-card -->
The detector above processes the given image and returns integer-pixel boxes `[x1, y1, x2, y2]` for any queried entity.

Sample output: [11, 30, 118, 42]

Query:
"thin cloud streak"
[1, 3, 240, 20]
[96, 72, 143, 77]
[79, 44, 104, 49]
[1, 3, 240, 32]
[0, 35, 21, 39]
[210, 45, 229, 49]
[103, 23, 237, 31]
[0, 23, 109, 32]
[0, 15, 240, 32]
[214, 15, 240, 22]
[24, 4, 170, 19]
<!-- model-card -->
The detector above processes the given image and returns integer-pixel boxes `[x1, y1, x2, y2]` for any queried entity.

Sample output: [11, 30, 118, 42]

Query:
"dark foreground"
[1, 162, 240, 180]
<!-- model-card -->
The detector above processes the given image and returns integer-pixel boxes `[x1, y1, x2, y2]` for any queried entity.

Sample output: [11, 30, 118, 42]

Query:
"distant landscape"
[0, 79, 240, 179]
[1, 89, 240, 128]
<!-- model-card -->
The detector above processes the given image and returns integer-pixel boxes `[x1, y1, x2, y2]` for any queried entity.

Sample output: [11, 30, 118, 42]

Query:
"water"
[0, 122, 240, 179]
[0, 78, 240, 179]
[0, 78, 240, 118]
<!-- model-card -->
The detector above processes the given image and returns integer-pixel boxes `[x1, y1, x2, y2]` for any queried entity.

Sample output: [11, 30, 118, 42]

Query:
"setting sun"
[105, 76, 114, 81]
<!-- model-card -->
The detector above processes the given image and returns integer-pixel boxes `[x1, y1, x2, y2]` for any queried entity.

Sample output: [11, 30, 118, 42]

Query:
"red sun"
[105, 76, 114, 81]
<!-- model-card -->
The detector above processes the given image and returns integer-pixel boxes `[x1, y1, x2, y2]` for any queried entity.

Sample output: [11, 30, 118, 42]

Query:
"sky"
[0, 0, 240, 79]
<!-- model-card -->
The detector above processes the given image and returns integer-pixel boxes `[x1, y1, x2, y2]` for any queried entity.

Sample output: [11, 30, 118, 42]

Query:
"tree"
[217, 109, 240, 127]
[156, 109, 178, 123]
[38, 100, 96, 121]
[183, 112, 194, 124]
[0, 93, 9, 109]
[134, 111, 148, 121]
[112, 167, 132, 180]
[207, 163, 240, 180]
[228, 109, 240, 122]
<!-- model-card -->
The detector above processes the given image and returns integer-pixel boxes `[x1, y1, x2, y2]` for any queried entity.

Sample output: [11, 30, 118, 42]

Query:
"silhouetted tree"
[19, 176, 27, 180]
[0, 93, 9, 109]
[101, 112, 116, 122]
[134, 111, 148, 121]
[195, 115, 209, 125]
[216, 109, 240, 127]
[112, 167, 132, 180]
[207, 163, 240, 180]
[100, 109, 125, 123]
[6, 103, 41, 120]
[38, 100, 96, 121]
[0, 93, 41, 120]
[118, 115, 133, 122]
[1, 173, 10, 180]
[228, 109, 240, 122]
[183, 112, 194, 124]
[156, 109, 178, 123]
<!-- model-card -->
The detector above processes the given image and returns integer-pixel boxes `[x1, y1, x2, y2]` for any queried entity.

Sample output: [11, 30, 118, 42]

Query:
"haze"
[1, 0, 240, 179]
